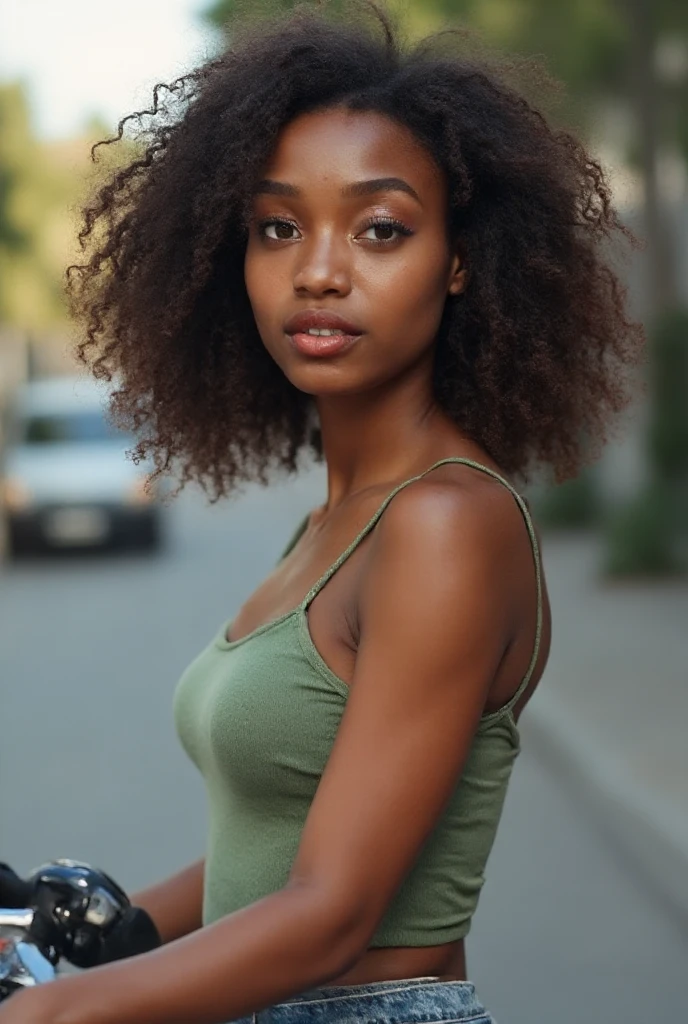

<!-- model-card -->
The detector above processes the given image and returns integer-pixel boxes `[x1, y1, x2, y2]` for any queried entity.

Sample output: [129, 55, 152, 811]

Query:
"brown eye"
[358, 217, 413, 244]
[262, 219, 299, 240]
[360, 223, 397, 242]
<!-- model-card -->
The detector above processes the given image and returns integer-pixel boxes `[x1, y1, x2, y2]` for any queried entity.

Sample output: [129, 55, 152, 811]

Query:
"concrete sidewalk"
[522, 533, 688, 928]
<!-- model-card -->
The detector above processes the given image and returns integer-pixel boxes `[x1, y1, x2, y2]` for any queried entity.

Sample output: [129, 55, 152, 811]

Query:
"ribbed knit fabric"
[173, 458, 543, 945]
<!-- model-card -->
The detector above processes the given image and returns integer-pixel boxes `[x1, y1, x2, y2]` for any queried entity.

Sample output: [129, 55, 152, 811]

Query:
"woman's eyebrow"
[254, 177, 421, 204]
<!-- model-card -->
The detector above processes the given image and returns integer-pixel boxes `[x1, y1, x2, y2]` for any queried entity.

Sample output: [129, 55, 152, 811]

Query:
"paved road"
[1, 465, 686, 1023]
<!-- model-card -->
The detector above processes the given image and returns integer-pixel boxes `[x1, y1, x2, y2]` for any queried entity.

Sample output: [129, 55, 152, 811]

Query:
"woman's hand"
[0, 984, 64, 1024]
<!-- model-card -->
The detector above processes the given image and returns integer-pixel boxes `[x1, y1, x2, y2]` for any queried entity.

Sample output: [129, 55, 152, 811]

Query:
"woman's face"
[244, 106, 466, 396]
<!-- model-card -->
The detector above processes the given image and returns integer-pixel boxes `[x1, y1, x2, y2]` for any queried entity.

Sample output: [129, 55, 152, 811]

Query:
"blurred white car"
[1, 376, 164, 555]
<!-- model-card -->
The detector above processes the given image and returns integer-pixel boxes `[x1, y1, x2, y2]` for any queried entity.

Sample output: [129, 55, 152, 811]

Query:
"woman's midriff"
[326, 939, 467, 985]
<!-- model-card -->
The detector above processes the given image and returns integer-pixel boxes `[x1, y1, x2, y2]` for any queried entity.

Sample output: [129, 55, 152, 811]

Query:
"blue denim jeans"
[235, 976, 494, 1024]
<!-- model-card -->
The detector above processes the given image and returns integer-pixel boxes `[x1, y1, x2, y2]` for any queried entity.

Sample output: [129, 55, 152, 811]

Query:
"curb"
[521, 700, 688, 935]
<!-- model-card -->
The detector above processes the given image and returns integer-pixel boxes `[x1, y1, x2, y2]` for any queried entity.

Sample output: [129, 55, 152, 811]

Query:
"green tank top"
[173, 457, 543, 945]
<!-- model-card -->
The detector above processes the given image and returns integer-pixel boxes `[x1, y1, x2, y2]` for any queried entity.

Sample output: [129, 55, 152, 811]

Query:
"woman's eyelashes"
[255, 215, 414, 246]
[258, 217, 299, 241]
[358, 216, 414, 244]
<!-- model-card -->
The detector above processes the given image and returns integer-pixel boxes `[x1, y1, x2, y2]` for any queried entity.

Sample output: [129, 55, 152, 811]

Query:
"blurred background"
[0, 1, 686, 1021]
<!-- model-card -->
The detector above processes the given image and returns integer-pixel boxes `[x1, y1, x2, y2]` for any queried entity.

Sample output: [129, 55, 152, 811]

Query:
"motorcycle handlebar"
[0, 865, 33, 910]
[0, 860, 161, 1001]
[0, 909, 35, 930]
[93, 905, 161, 965]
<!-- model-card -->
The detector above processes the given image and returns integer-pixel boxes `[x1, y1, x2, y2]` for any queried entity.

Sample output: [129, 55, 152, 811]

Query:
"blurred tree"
[0, 82, 126, 345]
[442, 0, 687, 309]
[603, 307, 688, 576]
[0, 84, 35, 324]
[0, 82, 80, 334]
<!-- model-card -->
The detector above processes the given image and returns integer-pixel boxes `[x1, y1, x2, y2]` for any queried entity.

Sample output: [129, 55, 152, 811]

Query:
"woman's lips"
[288, 331, 361, 358]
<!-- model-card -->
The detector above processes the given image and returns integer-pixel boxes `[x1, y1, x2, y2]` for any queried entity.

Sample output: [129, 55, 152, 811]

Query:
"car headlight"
[2, 478, 33, 512]
[126, 476, 155, 506]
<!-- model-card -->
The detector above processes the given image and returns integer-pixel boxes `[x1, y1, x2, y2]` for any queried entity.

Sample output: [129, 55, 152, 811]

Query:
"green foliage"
[602, 481, 685, 578]
[647, 307, 688, 481]
[0, 84, 37, 321]
[205, 0, 282, 27]
[202, 0, 688, 161]
[204, 0, 350, 29]
[0, 165, 29, 252]
[434, 0, 627, 93]
[603, 307, 688, 578]
[0, 82, 128, 335]
[0, 82, 74, 329]
[534, 469, 601, 531]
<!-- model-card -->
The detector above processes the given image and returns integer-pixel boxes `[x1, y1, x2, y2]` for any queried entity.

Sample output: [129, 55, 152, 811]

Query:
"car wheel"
[133, 511, 163, 553]
[5, 522, 33, 559]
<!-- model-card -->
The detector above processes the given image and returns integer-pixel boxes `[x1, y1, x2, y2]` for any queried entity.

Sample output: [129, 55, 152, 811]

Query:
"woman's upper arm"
[286, 482, 515, 951]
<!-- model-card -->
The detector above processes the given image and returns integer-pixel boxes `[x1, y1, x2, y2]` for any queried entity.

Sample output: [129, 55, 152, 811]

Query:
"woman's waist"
[326, 940, 467, 988]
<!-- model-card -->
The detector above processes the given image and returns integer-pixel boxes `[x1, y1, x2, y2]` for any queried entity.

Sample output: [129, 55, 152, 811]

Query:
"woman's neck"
[315, 380, 464, 511]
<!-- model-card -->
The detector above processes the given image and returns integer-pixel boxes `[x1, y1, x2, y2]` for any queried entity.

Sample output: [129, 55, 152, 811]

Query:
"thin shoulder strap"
[301, 457, 543, 714]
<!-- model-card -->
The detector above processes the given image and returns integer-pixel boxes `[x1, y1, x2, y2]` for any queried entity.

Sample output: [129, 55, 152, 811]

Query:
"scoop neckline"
[215, 606, 302, 650]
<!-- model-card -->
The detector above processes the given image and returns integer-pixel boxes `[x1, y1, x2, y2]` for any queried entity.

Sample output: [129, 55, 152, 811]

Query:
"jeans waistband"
[256, 977, 489, 1024]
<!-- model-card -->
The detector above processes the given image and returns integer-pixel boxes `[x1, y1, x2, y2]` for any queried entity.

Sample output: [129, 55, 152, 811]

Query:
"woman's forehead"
[258, 107, 445, 200]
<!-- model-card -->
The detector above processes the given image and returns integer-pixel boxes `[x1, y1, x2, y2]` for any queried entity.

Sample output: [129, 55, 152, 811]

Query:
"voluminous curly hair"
[67, 0, 643, 498]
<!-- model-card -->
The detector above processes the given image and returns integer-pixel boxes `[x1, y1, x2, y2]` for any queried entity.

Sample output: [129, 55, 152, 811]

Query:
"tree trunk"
[627, 0, 677, 318]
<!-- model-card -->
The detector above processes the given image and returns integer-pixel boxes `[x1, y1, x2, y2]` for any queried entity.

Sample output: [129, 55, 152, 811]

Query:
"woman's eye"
[258, 217, 411, 244]
[358, 219, 413, 244]
[261, 220, 299, 241]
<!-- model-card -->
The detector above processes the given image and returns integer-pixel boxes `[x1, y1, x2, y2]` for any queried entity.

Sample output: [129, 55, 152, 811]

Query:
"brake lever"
[0, 938, 55, 989]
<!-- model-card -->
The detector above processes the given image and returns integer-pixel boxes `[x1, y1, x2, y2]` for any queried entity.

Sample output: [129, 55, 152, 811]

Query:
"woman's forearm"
[131, 858, 205, 945]
[38, 882, 361, 1024]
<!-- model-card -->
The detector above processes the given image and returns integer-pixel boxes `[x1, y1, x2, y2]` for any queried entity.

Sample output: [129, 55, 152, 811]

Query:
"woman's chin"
[283, 368, 365, 397]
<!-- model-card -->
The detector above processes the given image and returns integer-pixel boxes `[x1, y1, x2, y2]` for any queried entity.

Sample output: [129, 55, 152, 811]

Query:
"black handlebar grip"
[67, 905, 161, 969]
[0, 863, 33, 908]
[96, 905, 162, 965]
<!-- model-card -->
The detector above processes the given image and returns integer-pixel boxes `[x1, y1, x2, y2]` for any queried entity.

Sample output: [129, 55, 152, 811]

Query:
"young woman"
[1, 2, 642, 1022]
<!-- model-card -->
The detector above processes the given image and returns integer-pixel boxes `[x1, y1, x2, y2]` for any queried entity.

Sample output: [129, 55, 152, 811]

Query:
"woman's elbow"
[287, 880, 375, 978]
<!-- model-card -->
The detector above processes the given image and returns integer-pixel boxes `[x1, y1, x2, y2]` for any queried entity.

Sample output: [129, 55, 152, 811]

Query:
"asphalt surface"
[1, 464, 687, 1023]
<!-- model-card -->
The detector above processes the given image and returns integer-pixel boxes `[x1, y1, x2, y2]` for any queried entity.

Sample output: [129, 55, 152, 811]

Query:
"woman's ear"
[447, 248, 468, 297]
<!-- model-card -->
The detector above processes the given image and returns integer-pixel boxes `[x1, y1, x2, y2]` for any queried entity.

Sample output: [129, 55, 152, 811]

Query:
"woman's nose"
[292, 235, 351, 296]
